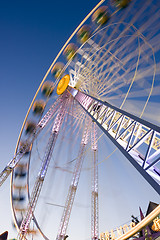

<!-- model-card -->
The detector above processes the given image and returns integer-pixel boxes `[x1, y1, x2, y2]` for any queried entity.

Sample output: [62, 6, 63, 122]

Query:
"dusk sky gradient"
[0, 0, 160, 239]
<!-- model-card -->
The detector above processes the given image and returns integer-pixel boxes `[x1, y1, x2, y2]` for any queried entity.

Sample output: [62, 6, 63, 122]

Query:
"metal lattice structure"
[56, 123, 90, 240]
[0, 0, 160, 239]
[69, 87, 160, 194]
[91, 122, 99, 240]
[18, 92, 70, 239]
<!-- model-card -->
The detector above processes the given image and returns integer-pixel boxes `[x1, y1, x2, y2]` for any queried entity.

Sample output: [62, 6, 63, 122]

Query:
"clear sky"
[0, 0, 160, 239]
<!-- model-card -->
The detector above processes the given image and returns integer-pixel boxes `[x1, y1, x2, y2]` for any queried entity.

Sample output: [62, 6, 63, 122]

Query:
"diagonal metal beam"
[68, 87, 160, 194]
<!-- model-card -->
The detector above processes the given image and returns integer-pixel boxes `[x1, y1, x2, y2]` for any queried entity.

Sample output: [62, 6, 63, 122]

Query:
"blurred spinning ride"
[0, 0, 160, 239]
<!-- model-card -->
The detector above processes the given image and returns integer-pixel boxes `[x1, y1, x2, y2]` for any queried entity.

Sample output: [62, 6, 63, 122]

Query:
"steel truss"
[0, 150, 27, 187]
[0, 97, 62, 187]
[91, 122, 99, 240]
[68, 87, 160, 195]
[18, 93, 69, 239]
[56, 123, 90, 240]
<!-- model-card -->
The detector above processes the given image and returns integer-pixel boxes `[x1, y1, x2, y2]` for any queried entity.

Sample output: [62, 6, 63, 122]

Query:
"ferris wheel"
[0, 0, 160, 239]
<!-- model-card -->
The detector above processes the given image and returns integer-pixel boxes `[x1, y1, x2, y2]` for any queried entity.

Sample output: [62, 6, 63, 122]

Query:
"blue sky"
[0, 0, 160, 239]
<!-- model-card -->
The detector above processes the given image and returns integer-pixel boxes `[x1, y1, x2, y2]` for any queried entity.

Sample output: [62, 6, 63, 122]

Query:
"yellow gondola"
[25, 120, 36, 134]
[92, 6, 110, 26]
[51, 62, 64, 79]
[41, 81, 54, 97]
[32, 100, 46, 115]
[77, 25, 91, 44]
[114, 0, 131, 8]
[63, 43, 77, 61]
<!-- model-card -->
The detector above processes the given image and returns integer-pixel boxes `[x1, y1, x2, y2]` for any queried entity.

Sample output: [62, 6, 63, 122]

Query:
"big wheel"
[0, 0, 160, 239]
